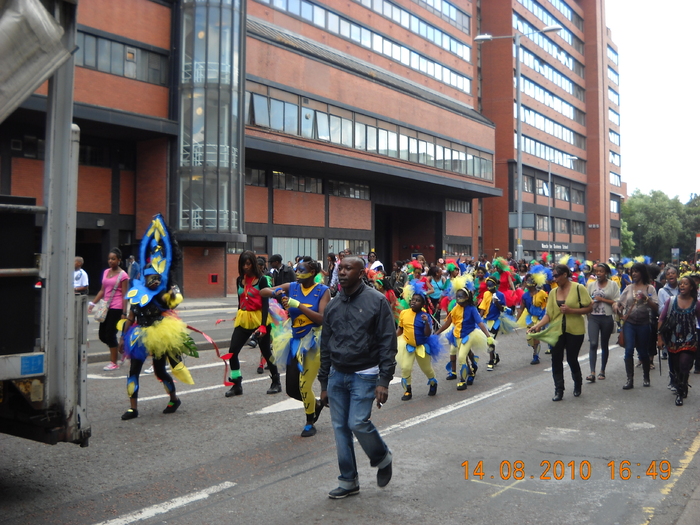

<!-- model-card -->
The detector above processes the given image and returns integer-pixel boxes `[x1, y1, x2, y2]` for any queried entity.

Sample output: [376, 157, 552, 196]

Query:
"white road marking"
[626, 422, 655, 430]
[91, 481, 236, 525]
[88, 361, 246, 380]
[381, 383, 513, 436]
[248, 397, 302, 415]
[138, 373, 282, 402]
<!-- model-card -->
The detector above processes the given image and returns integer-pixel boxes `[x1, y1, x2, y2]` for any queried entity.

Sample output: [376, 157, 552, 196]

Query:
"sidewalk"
[86, 295, 239, 364]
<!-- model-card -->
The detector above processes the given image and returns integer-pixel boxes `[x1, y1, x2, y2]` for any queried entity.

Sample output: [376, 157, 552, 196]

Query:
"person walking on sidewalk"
[319, 257, 397, 499]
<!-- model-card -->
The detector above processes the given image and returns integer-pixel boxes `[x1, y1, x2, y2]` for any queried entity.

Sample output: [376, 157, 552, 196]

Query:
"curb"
[87, 340, 230, 364]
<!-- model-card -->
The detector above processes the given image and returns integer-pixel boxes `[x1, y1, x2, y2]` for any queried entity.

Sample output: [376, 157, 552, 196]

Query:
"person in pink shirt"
[89, 248, 129, 370]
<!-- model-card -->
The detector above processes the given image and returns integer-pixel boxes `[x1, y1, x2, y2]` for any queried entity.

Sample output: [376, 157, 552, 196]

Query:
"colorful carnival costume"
[271, 279, 329, 436]
[119, 214, 197, 420]
[397, 295, 447, 400]
[517, 275, 549, 365]
[437, 276, 492, 391]
[225, 264, 281, 397]
[479, 277, 518, 370]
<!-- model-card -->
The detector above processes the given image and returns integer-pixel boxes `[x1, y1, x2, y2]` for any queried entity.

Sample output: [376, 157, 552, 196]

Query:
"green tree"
[679, 194, 700, 260]
[621, 190, 685, 262]
[619, 219, 635, 256]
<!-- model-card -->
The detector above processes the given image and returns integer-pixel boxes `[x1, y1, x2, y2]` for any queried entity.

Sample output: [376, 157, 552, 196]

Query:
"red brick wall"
[120, 170, 135, 215]
[445, 211, 472, 237]
[244, 186, 268, 223]
[74, 68, 169, 118]
[273, 190, 325, 226]
[135, 138, 168, 236]
[226, 253, 240, 295]
[328, 196, 371, 229]
[78, 166, 112, 213]
[11, 158, 44, 204]
[78, 0, 171, 50]
[182, 245, 225, 298]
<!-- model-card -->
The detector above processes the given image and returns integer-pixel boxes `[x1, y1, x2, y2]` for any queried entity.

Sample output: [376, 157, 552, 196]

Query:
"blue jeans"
[623, 322, 650, 360]
[327, 368, 392, 489]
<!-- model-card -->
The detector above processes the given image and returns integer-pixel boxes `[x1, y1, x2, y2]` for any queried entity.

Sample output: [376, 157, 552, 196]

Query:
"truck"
[0, 0, 90, 446]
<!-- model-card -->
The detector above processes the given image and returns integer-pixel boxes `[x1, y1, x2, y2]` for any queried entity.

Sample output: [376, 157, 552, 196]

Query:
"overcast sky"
[604, 1, 698, 204]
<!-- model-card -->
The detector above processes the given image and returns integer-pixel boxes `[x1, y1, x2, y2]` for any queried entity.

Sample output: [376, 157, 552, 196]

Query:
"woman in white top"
[586, 263, 620, 382]
[367, 251, 384, 272]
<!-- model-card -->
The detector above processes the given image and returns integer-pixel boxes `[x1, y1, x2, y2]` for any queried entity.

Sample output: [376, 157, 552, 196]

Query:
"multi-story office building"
[0, 0, 622, 297]
[479, 0, 625, 262]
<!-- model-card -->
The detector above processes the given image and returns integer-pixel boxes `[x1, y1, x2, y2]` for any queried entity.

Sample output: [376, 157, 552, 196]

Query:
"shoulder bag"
[94, 271, 122, 323]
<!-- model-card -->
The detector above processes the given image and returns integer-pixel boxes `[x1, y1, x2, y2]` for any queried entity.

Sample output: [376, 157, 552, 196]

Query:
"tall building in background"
[479, 0, 624, 262]
[0, 0, 623, 298]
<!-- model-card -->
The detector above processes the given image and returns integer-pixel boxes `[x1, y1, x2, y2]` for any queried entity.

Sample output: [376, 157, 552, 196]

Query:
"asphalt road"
[2, 328, 700, 525]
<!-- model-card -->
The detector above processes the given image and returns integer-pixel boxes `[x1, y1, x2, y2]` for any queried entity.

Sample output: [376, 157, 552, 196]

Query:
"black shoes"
[121, 408, 138, 420]
[377, 462, 392, 487]
[428, 381, 438, 396]
[266, 374, 282, 394]
[163, 398, 181, 414]
[313, 399, 324, 423]
[552, 390, 563, 402]
[225, 379, 243, 397]
[328, 486, 360, 499]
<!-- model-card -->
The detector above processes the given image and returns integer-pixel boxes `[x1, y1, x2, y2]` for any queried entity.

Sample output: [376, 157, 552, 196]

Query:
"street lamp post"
[475, 24, 561, 262]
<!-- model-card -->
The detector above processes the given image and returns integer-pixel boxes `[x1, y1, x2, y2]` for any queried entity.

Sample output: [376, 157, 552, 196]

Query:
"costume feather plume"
[451, 273, 474, 294]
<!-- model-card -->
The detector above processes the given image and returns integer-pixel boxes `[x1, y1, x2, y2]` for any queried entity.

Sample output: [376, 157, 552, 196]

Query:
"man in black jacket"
[319, 257, 397, 499]
[269, 254, 296, 286]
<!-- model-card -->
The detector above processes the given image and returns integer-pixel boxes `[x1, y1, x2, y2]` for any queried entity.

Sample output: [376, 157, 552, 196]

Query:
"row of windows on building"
[516, 0, 584, 54]
[245, 85, 495, 180]
[523, 177, 585, 204]
[74, 31, 169, 87]
[513, 14, 585, 78]
[535, 216, 586, 235]
[350, 0, 471, 60]
[11, 135, 135, 170]
[521, 76, 585, 126]
[409, 0, 471, 34]
[519, 46, 585, 102]
[547, 0, 583, 31]
[517, 134, 586, 173]
[255, 0, 472, 94]
[246, 167, 471, 215]
[518, 104, 586, 150]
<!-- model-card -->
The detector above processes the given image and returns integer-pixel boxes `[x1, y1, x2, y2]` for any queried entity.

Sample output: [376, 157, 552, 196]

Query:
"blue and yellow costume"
[446, 300, 489, 387]
[397, 308, 445, 398]
[119, 214, 196, 419]
[272, 281, 329, 424]
[517, 285, 549, 363]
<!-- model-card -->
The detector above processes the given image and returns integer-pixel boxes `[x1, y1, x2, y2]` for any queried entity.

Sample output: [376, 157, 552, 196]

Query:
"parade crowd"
[88, 216, 700, 498]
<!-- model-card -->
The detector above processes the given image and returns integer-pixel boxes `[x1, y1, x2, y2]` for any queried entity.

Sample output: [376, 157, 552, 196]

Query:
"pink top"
[102, 269, 128, 309]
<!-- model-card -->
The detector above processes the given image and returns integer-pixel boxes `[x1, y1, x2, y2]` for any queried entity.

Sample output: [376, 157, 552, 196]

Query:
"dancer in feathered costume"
[492, 257, 523, 308]
[517, 274, 549, 365]
[437, 275, 493, 391]
[397, 285, 448, 400]
[263, 256, 330, 437]
[119, 214, 196, 420]
[371, 270, 400, 323]
[478, 276, 518, 370]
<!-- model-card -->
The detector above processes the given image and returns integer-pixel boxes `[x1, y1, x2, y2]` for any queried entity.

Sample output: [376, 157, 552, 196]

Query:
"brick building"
[1, 0, 622, 297]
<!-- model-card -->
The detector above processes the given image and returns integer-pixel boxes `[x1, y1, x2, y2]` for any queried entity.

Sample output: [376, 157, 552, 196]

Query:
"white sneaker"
[103, 362, 119, 371]
[144, 365, 154, 374]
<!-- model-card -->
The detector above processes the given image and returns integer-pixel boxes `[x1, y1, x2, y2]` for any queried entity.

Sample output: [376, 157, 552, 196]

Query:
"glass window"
[378, 129, 388, 155]
[572, 188, 584, 205]
[110, 42, 124, 76]
[366, 126, 377, 152]
[316, 111, 330, 141]
[313, 5, 325, 27]
[355, 122, 366, 150]
[536, 179, 549, 196]
[330, 115, 342, 144]
[97, 39, 111, 72]
[83, 34, 97, 68]
[288, 0, 301, 15]
[301, 107, 314, 138]
[610, 200, 620, 213]
[409, 137, 418, 163]
[328, 11, 339, 33]
[399, 134, 408, 160]
[75, 32, 84, 66]
[284, 102, 298, 135]
[341, 118, 353, 147]
[301, 1, 313, 21]
[252, 94, 270, 128]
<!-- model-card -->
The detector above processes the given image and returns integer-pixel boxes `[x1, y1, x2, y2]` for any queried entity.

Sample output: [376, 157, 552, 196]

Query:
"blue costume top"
[484, 291, 506, 321]
[451, 303, 483, 340]
[288, 281, 328, 338]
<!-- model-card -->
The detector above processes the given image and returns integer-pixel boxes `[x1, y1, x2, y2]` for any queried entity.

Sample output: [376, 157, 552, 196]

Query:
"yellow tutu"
[141, 315, 188, 360]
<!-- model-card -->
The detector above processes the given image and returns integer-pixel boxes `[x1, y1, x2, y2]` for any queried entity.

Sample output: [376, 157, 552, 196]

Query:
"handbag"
[94, 270, 122, 323]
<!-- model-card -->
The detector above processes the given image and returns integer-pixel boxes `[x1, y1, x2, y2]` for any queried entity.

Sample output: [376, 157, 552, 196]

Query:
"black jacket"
[319, 283, 397, 390]
[272, 264, 296, 286]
